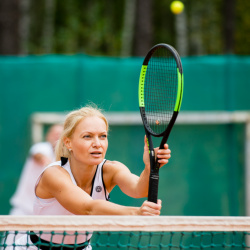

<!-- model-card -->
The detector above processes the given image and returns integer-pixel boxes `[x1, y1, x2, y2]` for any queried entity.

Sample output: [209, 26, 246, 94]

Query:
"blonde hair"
[55, 105, 108, 160]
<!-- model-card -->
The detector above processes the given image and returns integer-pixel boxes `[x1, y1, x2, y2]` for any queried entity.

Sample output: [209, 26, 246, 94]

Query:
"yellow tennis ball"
[170, 1, 184, 15]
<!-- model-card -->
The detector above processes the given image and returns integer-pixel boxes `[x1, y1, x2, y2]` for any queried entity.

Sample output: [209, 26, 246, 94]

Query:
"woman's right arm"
[36, 166, 161, 216]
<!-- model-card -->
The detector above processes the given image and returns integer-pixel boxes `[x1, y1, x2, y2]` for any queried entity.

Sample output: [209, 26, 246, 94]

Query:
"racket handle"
[148, 173, 159, 203]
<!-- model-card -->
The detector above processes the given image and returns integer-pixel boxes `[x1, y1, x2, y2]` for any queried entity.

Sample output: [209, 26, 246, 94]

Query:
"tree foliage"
[0, 0, 249, 56]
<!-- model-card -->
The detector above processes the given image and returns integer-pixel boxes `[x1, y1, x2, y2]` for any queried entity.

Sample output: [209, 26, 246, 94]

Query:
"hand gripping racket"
[138, 43, 184, 203]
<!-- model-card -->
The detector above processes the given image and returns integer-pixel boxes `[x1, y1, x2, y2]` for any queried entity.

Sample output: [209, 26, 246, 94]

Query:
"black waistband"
[30, 231, 90, 250]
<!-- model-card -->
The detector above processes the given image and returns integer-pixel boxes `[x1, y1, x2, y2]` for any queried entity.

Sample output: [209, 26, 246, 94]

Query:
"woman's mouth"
[90, 151, 102, 157]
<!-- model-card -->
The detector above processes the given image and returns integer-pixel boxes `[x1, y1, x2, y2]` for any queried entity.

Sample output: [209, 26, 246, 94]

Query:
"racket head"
[139, 43, 183, 138]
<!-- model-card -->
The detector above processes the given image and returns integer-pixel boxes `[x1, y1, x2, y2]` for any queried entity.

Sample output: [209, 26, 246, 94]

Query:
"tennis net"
[0, 215, 250, 249]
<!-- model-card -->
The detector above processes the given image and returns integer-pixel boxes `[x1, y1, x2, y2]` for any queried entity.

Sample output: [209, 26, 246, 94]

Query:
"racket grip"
[148, 173, 159, 204]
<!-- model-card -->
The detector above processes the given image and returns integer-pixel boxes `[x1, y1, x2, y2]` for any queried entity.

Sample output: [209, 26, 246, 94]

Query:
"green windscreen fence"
[0, 55, 249, 215]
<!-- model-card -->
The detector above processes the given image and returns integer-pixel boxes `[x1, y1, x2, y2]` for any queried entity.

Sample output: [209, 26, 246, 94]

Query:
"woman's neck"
[69, 157, 97, 193]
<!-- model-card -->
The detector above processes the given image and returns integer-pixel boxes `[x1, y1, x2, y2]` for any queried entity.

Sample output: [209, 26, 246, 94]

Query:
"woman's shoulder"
[42, 164, 71, 181]
[102, 160, 129, 192]
[103, 160, 129, 174]
[104, 160, 125, 168]
[36, 164, 73, 200]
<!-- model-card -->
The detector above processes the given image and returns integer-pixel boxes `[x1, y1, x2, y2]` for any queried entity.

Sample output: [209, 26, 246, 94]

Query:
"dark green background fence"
[0, 55, 249, 215]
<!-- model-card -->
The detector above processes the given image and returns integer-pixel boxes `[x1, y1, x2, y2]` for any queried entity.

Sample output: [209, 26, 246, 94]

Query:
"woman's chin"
[89, 156, 104, 165]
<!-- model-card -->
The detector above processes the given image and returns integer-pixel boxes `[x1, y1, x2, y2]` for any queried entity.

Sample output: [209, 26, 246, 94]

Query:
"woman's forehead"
[76, 116, 107, 132]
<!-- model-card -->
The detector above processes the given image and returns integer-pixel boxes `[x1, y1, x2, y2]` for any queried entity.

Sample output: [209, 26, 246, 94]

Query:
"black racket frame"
[139, 43, 183, 203]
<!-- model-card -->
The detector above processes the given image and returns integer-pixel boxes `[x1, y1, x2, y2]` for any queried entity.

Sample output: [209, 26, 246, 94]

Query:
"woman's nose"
[93, 137, 101, 147]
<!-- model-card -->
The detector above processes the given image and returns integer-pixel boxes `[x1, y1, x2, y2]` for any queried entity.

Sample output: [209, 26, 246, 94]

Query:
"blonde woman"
[15, 105, 171, 250]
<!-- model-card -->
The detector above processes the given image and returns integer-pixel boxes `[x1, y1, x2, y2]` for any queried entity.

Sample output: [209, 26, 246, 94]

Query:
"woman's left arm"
[107, 136, 171, 198]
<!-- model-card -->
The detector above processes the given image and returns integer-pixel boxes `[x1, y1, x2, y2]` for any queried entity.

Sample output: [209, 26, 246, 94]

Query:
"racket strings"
[144, 47, 178, 135]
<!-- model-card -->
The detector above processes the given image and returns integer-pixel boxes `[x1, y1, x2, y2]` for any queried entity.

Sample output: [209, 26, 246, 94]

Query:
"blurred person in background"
[9, 124, 63, 215]
[3, 124, 63, 248]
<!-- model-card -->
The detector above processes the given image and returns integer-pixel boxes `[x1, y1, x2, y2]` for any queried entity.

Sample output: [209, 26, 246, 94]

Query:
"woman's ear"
[63, 137, 71, 150]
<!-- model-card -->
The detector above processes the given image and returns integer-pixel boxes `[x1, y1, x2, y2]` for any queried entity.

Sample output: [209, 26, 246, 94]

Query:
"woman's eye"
[83, 135, 91, 138]
[100, 134, 107, 138]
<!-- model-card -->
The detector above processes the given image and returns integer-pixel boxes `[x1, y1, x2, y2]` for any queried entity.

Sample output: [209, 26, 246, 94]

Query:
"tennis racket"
[138, 43, 184, 203]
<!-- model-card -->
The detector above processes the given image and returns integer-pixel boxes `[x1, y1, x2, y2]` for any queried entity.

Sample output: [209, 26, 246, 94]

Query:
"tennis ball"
[170, 1, 184, 15]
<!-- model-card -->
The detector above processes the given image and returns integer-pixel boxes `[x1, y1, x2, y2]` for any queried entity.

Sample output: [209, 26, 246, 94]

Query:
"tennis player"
[15, 105, 171, 250]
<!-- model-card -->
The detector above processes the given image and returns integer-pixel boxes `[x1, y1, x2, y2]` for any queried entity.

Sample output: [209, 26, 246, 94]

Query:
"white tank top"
[33, 158, 109, 244]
